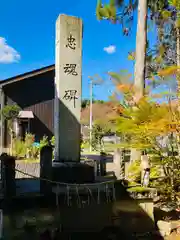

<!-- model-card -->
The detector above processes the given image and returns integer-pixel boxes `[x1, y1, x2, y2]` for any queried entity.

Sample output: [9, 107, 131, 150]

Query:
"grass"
[82, 143, 116, 153]
[15, 143, 116, 163]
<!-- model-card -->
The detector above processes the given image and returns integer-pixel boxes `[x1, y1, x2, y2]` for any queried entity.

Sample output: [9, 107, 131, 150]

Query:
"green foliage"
[115, 93, 180, 201]
[12, 138, 26, 158]
[108, 70, 134, 105]
[127, 160, 141, 182]
[96, 0, 117, 21]
[96, 0, 137, 34]
[151, 154, 180, 200]
[81, 99, 90, 108]
[127, 186, 153, 193]
[127, 159, 161, 183]
[24, 133, 37, 159]
[1, 105, 21, 139]
[12, 134, 38, 159]
[50, 136, 55, 159]
[148, 0, 168, 13]
[24, 133, 35, 148]
[91, 120, 112, 151]
[81, 99, 105, 109]
[150, 166, 161, 179]
[168, 0, 180, 28]
[95, 0, 180, 201]
[12, 134, 56, 160]
[39, 135, 49, 150]
[29, 145, 39, 159]
[146, 0, 179, 81]
[1, 104, 20, 121]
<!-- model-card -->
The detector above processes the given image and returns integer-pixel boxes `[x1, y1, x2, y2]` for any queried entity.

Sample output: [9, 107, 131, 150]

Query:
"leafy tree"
[95, 0, 176, 94]
[95, 0, 180, 184]
[81, 99, 105, 109]
[144, 0, 180, 92]
[1, 104, 20, 154]
[95, 1, 180, 192]
[96, 0, 148, 169]
[1, 104, 20, 134]
[91, 120, 112, 151]
[81, 99, 90, 109]
[1, 104, 20, 122]
[96, 0, 137, 34]
[114, 89, 180, 201]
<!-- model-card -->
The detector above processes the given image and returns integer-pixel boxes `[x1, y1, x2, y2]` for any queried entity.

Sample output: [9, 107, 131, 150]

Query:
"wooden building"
[0, 65, 55, 148]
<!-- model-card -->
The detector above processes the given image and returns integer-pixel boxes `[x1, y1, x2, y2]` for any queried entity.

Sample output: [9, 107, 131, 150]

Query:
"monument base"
[52, 161, 95, 183]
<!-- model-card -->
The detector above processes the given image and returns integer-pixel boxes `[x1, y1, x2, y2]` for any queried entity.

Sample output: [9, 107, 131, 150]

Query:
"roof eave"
[0, 64, 55, 87]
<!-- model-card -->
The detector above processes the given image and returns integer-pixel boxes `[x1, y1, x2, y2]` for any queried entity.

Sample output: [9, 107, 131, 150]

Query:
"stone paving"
[15, 162, 40, 179]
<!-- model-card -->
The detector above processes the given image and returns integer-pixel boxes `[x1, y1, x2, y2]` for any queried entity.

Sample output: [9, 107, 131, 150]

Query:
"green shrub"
[127, 160, 141, 182]
[30, 145, 39, 159]
[150, 165, 161, 179]
[25, 133, 35, 148]
[12, 138, 26, 158]
[12, 134, 55, 160]
[39, 135, 49, 150]
[127, 159, 161, 183]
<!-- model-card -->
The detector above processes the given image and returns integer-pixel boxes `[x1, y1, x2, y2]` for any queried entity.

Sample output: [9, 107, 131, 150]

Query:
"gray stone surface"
[54, 14, 82, 162]
[113, 149, 125, 180]
[157, 220, 172, 237]
[15, 162, 40, 178]
[40, 146, 52, 194]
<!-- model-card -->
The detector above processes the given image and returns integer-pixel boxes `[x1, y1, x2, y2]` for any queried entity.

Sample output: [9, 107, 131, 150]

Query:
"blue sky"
[0, 0, 141, 100]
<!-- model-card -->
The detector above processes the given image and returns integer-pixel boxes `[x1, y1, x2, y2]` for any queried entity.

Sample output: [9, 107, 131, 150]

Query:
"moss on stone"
[127, 186, 154, 193]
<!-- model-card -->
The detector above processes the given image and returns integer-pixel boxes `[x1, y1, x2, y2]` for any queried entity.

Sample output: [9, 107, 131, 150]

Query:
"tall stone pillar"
[54, 14, 82, 162]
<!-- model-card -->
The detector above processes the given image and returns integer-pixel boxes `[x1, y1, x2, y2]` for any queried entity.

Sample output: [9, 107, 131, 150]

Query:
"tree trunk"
[176, 27, 180, 159]
[134, 0, 147, 101]
[132, 0, 148, 185]
[177, 27, 180, 92]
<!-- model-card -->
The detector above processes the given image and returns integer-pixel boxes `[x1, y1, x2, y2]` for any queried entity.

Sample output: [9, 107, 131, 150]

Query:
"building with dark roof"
[0, 65, 55, 148]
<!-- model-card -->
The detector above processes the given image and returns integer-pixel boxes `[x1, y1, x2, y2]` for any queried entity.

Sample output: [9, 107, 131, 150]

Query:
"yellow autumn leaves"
[116, 97, 180, 146]
[158, 66, 180, 77]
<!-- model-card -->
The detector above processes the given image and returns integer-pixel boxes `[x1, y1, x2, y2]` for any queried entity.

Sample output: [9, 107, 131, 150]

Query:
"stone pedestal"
[52, 162, 94, 183]
[40, 146, 52, 195]
[0, 153, 16, 210]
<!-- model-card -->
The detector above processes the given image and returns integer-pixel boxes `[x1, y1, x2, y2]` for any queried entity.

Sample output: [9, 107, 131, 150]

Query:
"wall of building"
[3, 69, 55, 145]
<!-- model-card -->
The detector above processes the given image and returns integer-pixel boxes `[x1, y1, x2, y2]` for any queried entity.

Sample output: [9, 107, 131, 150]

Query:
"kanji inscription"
[63, 64, 78, 76]
[63, 90, 78, 108]
[66, 34, 76, 50]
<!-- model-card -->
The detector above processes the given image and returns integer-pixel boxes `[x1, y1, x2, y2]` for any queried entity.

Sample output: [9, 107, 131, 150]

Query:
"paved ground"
[81, 153, 113, 162]
[15, 162, 40, 178]
[15, 153, 115, 179]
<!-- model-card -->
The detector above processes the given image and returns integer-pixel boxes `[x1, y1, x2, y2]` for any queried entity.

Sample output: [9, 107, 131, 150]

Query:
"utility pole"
[89, 78, 93, 152]
[88, 75, 103, 152]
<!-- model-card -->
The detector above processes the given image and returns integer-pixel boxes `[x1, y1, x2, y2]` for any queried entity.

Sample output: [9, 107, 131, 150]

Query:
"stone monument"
[52, 14, 94, 183]
[54, 14, 82, 162]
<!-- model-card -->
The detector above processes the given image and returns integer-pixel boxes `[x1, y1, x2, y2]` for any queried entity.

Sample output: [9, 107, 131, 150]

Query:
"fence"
[0, 148, 117, 208]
